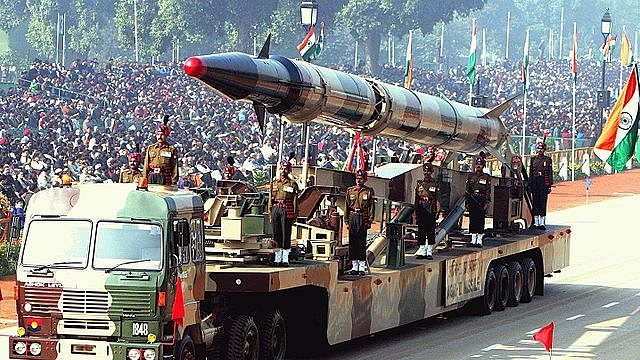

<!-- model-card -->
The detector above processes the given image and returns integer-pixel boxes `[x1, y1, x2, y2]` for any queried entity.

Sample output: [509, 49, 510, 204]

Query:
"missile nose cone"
[183, 56, 207, 78]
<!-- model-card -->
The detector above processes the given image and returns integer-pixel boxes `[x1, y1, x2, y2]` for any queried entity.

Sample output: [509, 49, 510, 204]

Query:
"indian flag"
[466, 19, 477, 85]
[404, 30, 413, 89]
[594, 64, 640, 171]
[297, 25, 316, 61]
[620, 30, 634, 67]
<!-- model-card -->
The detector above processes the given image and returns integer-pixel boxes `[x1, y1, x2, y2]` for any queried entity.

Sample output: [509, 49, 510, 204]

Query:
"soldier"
[142, 116, 179, 185]
[119, 147, 143, 183]
[269, 160, 299, 266]
[423, 145, 436, 164]
[345, 169, 375, 275]
[414, 162, 439, 259]
[222, 165, 236, 180]
[466, 156, 491, 247]
[529, 141, 553, 230]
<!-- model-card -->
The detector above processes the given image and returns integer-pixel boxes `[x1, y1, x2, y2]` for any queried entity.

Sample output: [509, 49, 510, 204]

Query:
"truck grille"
[23, 288, 154, 316]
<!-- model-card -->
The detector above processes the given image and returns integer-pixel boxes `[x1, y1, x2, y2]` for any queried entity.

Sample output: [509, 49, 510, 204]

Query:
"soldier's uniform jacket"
[529, 155, 553, 187]
[143, 141, 179, 185]
[119, 168, 142, 183]
[346, 185, 375, 225]
[415, 178, 439, 213]
[466, 172, 491, 204]
[270, 177, 299, 219]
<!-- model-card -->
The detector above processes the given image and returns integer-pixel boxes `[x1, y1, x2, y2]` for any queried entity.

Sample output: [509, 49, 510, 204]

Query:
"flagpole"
[522, 90, 527, 155]
[521, 29, 530, 155]
[620, 26, 625, 92]
[482, 28, 487, 66]
[440, 21, 445, 71]
[505, 11, 510, 59]
[354, 40, 358, 70]
[571, 22, 577, 181]
[559, 7, 564, 59]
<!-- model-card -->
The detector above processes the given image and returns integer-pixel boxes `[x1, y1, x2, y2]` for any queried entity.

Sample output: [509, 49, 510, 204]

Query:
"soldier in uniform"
[119, 147, 143, 183]
[269, 160, 299, 266]
[414, 162, 439, 259]
[142, 116, 179, 185]
[529, 141, 553, 230]
[466, 156, 491, 247]
[345, 169, 375, 275]
[222, 165, 236, 180]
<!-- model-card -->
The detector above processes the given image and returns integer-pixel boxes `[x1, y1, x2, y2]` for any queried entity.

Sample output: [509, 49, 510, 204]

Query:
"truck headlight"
[127, 348, 141, 360]
[143, 348, 156, 359]
[29, 342, 42, 356]
[13, 341, 27, 355]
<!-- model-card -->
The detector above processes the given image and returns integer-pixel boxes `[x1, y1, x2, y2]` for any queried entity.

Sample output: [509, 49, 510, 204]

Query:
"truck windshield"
[22, 219, 92, 268]
[93, 221, 163, 271]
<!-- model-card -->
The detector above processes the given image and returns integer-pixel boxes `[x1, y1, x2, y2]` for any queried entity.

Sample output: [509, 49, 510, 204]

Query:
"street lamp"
[300, 1, 318, 29]
[597, 8, 612, 130]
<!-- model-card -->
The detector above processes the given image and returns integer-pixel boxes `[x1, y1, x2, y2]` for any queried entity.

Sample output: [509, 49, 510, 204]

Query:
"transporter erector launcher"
[183, 36, 518, 154]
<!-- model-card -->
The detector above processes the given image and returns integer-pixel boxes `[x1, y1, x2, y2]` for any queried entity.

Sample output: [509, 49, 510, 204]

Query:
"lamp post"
[298, 1, 318, 187]
[598, 9, 612, 130]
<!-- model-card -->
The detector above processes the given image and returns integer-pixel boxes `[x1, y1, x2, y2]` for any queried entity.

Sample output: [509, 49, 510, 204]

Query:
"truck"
[7, 161, 570, 360]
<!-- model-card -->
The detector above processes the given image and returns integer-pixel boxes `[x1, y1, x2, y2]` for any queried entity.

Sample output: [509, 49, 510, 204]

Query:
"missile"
[183, 37, 518, 154]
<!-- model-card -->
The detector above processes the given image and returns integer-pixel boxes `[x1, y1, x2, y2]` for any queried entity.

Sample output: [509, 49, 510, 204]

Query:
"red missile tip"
[183, 56, 207, 78]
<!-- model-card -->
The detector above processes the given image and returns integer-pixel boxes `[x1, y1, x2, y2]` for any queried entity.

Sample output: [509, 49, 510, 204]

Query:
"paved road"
[290, 194, 640, 360]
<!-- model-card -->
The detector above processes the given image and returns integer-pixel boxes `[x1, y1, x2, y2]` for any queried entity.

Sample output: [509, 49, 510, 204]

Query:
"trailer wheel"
[227, 315, 259, 360]
[494, 264, 509, 311]
[521, 258, 537, 303]
[258, 309, 287, 360]
[177, 335, 197, 360]
[507, 261, 523, 307]
[475, 267, 496, 315]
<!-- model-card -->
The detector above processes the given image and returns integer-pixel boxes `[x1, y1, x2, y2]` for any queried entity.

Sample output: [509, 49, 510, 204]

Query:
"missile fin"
[483, 93, 521, 119]
[253, 101, 267, 134]
[257, 34, 271, 59]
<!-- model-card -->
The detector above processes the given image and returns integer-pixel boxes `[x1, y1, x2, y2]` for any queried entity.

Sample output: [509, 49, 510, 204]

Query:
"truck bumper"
[8, 336, 162, 360]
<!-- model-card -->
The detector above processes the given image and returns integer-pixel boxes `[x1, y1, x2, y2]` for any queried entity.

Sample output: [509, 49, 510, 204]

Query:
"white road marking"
[602, 302, 619, 308]
[567, 314, 585, 320]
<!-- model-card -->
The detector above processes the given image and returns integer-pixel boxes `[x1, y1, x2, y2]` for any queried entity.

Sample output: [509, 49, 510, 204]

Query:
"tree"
[25, 0, 57, 60]
[115, 0, 158, 61]
[0, 0, 27, 32]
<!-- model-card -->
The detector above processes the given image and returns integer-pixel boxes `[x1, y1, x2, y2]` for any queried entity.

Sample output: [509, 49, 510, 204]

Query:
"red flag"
[172, 276, 185, 327]
[533, 322, 554, 352]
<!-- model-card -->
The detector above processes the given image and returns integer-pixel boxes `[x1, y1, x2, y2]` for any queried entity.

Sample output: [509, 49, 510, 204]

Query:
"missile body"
[184, 51, 514, 153]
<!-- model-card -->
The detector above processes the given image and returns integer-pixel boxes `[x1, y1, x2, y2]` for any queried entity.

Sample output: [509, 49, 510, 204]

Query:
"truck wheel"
[258, 309, 287, 360]
[177, 335, 197, 360]
[507, 261, 523, 307]
[227, 315, 259, 360]
[476, 267, 496, 315]
[521, 258, 537, 303]
[494, 264, 509, 311]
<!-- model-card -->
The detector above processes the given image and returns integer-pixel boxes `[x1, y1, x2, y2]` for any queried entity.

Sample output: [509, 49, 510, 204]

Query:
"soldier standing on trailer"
[466, 156, 491, 247]
[414, 162, 439, 260]
[269, 160, 299, 266]
[142, 115, 179, 185]
[529, 141, 553, 230]
[345, 169, 375, 275]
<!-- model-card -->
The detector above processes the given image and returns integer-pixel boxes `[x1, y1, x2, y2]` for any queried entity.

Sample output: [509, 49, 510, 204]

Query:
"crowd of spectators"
[0, 53, 628, 211]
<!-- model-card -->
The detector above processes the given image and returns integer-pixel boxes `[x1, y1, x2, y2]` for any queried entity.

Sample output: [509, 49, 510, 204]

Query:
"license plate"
[132, 322, 149, 336]
[71, 344, 96, 354]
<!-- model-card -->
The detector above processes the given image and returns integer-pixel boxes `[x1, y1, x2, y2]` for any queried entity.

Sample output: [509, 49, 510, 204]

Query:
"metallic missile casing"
[184, 51, 512, 153]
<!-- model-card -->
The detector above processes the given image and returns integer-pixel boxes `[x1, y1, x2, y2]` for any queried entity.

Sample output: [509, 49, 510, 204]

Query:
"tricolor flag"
[404, 30, 413, 89]
[522, 29, 530, 90]
[600, 35, 617, 61]
[594, 63, 640, 171]
[620, 30, 634, 67]
[172, 276, 185, 327]
[533, 322, 555, 352]
[571, 23, 578, 81]
[297, 25, 316, 61]
[466, 19, 477, 85]
[315, 22, 325, 58]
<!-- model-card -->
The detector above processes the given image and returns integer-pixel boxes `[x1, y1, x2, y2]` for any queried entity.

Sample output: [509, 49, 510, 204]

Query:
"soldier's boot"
[531, 216, 540, 229]
[539, 216, 546, 230]
[416, 245, 428, 259]
[274, 249, 282, 265]
[468, 233, 476, 247]
[349, 260, 359, 275]
[281, 248, 290, 267]
[358, 260, 367, 276]
[476, 234, 483, 248]
[426, 244, 434, 260]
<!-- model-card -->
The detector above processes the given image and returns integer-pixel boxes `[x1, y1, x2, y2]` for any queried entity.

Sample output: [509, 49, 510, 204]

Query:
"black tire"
[227, 315, 259, 360]
[476, 266, 496, 315]
[258, 309, 287, 360]
[507, 261, 523, 307]
[177, 335, 197, 360]
[494, 264, 509, 311]
[521, 258, 537, 303]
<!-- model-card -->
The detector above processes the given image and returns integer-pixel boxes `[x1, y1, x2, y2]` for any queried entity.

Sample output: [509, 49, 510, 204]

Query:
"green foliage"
[25, 0, 56, 59]
[252, 170, 269, 187]
[0, 0, 27, 32]
[0, 237, 20, 277]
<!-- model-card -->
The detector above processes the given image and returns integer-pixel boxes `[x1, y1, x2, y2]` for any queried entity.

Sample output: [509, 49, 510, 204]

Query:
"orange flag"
[171, 276, 185, 327]
[533, 322, 554, 352]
